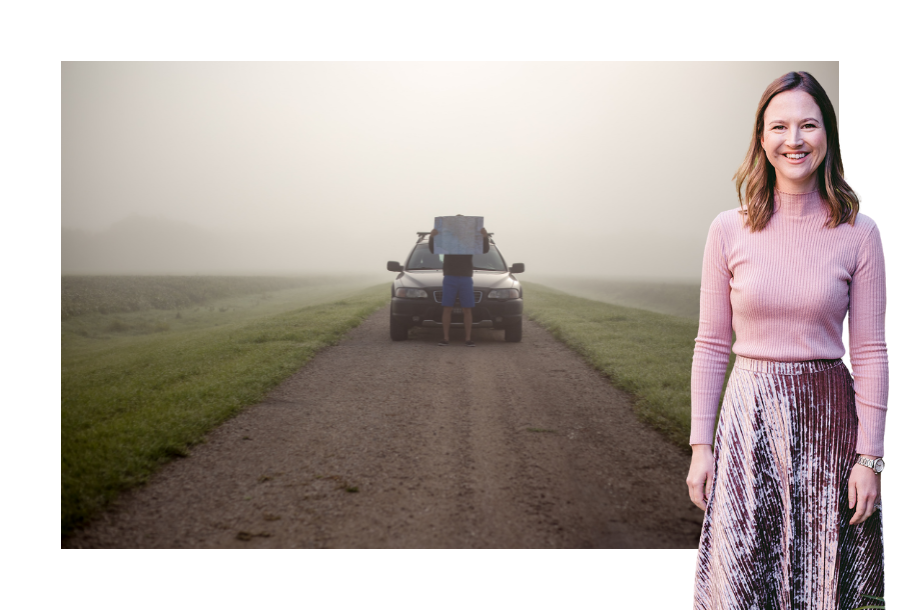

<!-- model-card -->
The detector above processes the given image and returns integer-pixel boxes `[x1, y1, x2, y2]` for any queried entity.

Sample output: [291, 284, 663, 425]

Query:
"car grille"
[434, 290, 483, 304]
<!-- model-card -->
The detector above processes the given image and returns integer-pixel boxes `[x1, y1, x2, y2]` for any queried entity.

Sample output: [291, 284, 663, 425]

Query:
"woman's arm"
[847, 223, 888, 458]
[686, 215, 733, 511]
[846, 222, 888, 524]
[848, 456, 882, 525]
[686, 444, 714, 511]
[690, 216, 733, 446]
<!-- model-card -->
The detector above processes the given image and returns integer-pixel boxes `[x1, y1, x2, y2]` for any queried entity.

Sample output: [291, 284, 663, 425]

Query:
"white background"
[3, 1, 894, 608]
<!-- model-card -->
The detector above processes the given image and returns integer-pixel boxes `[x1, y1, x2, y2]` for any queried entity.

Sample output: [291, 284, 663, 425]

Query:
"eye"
[802, 123, 819, 129]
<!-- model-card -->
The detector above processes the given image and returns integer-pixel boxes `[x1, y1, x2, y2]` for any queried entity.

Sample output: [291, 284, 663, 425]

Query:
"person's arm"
[481, 227, 489, 254]
[686, 444, 714, 511]
[846, 222, 888, 525]
[691, 216, 733, 445]
[429, 228, 437, 254]
[686, 215, 733, 511]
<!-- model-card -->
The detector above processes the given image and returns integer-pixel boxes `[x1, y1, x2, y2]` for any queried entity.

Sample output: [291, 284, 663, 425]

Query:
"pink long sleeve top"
[690, 190, 888, 457]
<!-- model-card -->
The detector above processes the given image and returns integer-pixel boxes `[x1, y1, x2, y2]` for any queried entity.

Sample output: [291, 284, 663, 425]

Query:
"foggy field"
[529, 276, 702, 319]
[62, 277, 389, 536]
[524, 282, 733, 449]
[61, 275, 380, 319]
[62, 274, 722, 537]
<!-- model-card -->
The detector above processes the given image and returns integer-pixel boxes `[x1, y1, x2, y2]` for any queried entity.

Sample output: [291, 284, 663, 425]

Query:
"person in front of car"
[429, 223, 490, 347]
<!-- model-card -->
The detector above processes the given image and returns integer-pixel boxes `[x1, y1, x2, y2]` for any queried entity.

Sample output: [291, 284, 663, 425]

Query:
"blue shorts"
[442, 275, 475, 308]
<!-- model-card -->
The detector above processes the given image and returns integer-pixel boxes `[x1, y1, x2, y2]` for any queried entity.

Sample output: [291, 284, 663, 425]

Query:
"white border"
[3, 2, 892, 608]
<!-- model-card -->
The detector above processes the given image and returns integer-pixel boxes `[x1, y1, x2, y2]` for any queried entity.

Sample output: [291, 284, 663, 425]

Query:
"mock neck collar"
[774, 189, 825, 218]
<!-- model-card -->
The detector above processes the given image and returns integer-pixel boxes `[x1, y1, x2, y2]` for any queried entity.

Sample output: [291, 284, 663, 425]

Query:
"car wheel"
[390, 314, 409, 341]
[504, 317, 522, 343]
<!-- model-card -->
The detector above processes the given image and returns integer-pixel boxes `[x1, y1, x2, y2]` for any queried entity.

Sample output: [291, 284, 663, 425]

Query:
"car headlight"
[396, 287, 428, 298]
[487, 288, 520, 299]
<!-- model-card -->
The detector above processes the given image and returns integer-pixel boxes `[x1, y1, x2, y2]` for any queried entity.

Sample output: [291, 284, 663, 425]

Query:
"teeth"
[785, 153, 808, 159]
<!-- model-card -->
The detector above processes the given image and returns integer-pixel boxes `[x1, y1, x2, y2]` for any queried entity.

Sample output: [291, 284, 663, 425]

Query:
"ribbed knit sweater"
[690, 190, 888, 457]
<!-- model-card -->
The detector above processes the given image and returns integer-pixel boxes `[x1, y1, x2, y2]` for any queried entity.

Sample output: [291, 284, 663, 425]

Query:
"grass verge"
[523, 282, 734, 450]
[61, 275, 352, 319]
[528, 275, 702, 319]
[62, 282, 389, 536]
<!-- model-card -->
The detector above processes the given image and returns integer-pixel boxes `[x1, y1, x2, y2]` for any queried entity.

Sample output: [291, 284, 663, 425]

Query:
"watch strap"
[856, 455, 885, 474]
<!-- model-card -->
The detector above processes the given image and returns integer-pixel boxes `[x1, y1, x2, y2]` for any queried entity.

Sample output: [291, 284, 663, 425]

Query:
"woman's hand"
[848, 456, 881, 525]
[687, 444, 714, 511]
[430, 229, 439, 236]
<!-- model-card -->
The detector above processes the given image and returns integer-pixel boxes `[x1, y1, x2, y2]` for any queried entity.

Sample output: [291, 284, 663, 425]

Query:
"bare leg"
[442, 307, 452, 341]
[463, 308, 473, 341]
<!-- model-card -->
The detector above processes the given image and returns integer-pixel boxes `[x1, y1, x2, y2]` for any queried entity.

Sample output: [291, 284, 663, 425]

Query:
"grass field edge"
[526, 312, 693, 453]
[61, 284, 390, 537]
[522, 281, 699, 454]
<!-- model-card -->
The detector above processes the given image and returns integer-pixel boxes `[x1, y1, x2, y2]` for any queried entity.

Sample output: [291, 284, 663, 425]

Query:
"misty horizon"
[62, 62, 839, 279]
[61, 212, 707, 280]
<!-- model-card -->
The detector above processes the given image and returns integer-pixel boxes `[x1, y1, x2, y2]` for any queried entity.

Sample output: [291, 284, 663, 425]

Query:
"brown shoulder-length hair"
[733, 71, 859, 232]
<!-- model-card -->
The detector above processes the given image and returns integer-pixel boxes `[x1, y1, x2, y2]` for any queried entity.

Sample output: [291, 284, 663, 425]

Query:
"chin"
[774, 167, 819, 190]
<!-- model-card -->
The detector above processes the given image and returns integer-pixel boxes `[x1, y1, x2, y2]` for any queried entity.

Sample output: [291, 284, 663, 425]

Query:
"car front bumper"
[390, 296, 523, 328]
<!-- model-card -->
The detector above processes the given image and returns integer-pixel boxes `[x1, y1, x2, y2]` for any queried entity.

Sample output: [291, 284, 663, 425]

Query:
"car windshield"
[405, 244, 507, 271]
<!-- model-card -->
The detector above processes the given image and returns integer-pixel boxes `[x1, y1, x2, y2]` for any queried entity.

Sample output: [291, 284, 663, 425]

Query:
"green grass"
[62, 280, 389, 536]
[61, 275, 376, 319]
[528, 276, 702, 319]
[523, 282, 734, 450]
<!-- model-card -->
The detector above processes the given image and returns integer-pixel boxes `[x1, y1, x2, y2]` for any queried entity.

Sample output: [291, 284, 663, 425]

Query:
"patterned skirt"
[694, 356, 884, 610]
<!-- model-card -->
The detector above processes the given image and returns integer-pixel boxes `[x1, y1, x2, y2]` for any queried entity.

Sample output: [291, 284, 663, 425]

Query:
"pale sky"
[62, 62, 839, 278]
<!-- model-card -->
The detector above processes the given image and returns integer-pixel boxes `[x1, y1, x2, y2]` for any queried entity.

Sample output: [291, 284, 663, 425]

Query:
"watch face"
[874, 458, 885, 473]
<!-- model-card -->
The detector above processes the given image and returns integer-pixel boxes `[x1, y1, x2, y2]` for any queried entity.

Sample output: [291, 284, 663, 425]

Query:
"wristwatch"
[856, 456, 885, 474]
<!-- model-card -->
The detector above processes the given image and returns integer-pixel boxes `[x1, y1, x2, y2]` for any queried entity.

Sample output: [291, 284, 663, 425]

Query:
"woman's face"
[760, 89, 827, 194]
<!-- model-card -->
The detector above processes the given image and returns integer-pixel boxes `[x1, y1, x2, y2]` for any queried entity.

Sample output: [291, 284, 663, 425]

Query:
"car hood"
[396, 270, 520, 290]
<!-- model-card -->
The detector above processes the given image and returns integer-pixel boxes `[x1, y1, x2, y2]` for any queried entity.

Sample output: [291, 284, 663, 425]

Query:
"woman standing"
[686, 71, 886, 609]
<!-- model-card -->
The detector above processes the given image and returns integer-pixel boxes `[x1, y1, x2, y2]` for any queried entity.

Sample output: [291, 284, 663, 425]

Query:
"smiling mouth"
[784, 152, 809, 160]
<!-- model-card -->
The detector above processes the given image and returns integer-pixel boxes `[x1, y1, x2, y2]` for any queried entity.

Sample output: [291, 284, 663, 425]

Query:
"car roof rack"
[417, 231, 495, 244]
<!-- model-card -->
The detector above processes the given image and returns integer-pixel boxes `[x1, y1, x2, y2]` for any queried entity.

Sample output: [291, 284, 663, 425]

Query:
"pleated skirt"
[694, 356, 884, 610]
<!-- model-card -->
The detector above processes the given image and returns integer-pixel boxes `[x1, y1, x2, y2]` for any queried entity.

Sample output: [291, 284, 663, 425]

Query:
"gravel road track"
[64, 306, 704, 548]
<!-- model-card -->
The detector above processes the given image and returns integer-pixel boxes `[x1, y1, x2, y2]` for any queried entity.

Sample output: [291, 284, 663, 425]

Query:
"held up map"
[432, 216, 485, 255]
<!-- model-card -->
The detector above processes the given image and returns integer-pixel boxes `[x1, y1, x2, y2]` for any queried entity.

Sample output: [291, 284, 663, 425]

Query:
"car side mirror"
[387, 261, 404, 272]
[510, 263, 525, 274]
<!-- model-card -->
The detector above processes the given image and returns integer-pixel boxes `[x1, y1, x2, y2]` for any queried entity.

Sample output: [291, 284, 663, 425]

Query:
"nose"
[786, 125, 804, 147]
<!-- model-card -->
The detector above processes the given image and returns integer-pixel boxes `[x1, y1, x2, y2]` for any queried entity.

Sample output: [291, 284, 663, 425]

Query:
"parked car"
[387, 232, 525, 342]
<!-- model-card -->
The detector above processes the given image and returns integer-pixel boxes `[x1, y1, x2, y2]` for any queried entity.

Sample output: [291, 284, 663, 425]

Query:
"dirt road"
[64, 306, 703, 548]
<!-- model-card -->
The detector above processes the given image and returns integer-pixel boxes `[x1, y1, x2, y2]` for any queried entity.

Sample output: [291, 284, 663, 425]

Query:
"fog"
[62, 62, 838, 280]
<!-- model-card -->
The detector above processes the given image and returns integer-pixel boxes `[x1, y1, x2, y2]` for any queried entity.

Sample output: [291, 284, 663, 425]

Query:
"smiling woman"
[686, 71, 887, 608]
[733, 70, 859, 233]
[760, 89, 828, 192]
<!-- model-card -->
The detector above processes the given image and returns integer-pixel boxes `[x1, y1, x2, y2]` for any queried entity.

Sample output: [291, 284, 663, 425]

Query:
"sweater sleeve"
[690, 215, 733, 446]
[848, 224, 889, 457]
[429, 234, 434, 254]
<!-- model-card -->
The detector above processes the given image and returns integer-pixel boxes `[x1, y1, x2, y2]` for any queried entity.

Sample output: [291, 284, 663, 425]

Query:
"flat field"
[63, 275, 725, 543]
[61, 274, 378, 319]
[65, 301, 704, 549]
[529, 275, 702, 319]
[524, 282, 734, 449]
[62, 276, 389, 535]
